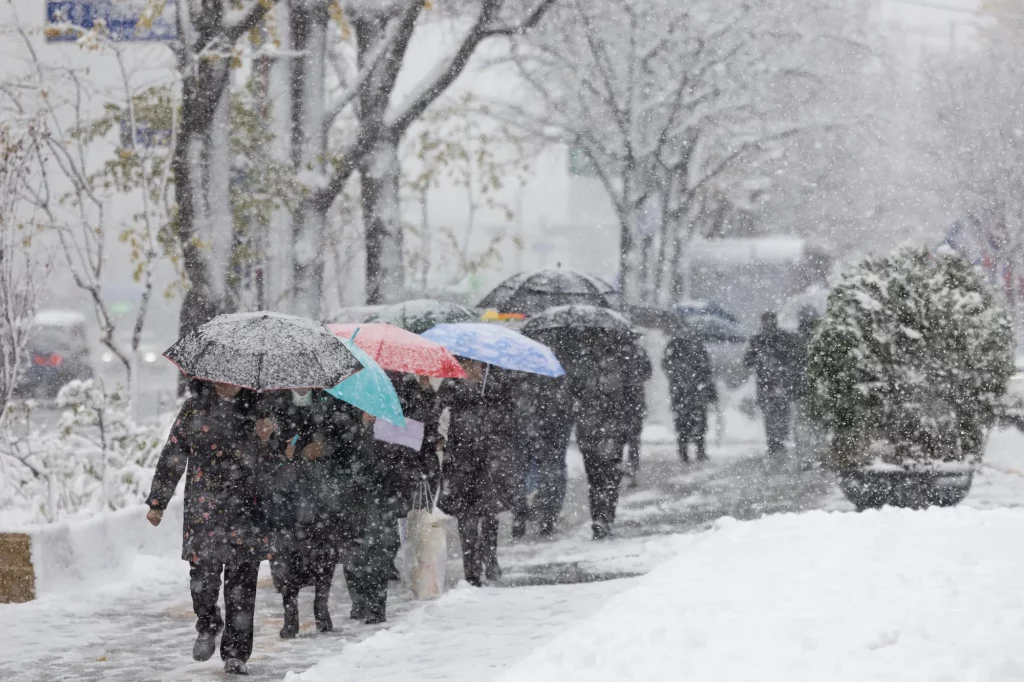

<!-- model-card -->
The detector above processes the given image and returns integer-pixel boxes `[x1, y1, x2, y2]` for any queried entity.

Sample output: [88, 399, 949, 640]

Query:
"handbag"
[402, 480, 448, 599]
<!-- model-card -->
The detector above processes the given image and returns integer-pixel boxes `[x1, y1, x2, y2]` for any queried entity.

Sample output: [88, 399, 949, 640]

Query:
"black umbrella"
[477, 269, 617, 314]
[522, 304, 638, 337]
[164, 311, 362, 390]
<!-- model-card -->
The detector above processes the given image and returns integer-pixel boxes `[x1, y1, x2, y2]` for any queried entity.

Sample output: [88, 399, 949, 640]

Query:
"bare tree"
[283, 0, 556, 311]
[0, 118, 49, 422]
[1, 26, 175, 397]
[499, 0, 873, 304]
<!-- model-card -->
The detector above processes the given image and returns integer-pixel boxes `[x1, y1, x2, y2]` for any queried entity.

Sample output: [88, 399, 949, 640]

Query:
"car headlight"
[143, 352, 157, 363]
[101, 352, 113, 363]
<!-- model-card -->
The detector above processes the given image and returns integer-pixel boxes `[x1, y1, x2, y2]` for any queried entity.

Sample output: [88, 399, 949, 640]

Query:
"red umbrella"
[327, 323, 467, 379]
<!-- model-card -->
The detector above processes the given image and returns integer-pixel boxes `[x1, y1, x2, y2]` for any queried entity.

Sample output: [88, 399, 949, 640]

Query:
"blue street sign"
[46, 0, 177, 42]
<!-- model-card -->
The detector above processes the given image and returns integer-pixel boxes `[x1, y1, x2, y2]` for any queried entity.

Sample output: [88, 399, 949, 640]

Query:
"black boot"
[538, 518, 556, 539]
[192, 632, 217, 662]
[484, 560, 502, 582]
[314, 587, 333, 633]
[224, 658, 248, 675]
[280, 591, 300, 639]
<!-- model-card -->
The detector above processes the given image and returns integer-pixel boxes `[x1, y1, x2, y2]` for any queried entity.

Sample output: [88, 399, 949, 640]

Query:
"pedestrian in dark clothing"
[145, 381, 266, 676]
[513, 373, 575, 538]
[663, 333, 718, 463]
[438, 360, 521, 585]
[257, 389, 345, 639]
[744, 311, 801, 455]
[573, 335, 651, 539]
[621, 344, 652, 486]
[344, 374, 444, 623]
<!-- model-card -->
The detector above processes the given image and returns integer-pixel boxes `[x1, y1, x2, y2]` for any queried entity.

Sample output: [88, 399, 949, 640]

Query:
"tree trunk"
[290, 0, 329, 317]
[361, 132, 405, 304]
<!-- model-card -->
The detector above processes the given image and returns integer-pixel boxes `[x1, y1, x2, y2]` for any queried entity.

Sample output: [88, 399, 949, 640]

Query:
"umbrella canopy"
[476, 269, 616, 315]
[421, 323, 564, 377]
[522, 304, 638, 337]
[363, 299, 475, 334]
[328, 323, 467, 379]
[326, 335, 405, 426]
[164, 311, 361, 390]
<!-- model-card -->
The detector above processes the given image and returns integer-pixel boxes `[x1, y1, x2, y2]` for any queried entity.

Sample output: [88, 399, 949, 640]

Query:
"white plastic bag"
[403, 482, 447, 599]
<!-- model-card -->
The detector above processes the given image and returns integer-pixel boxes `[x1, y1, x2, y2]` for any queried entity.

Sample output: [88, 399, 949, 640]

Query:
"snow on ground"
[497, 506, 1024, 682]
[284, 580, 637, 682]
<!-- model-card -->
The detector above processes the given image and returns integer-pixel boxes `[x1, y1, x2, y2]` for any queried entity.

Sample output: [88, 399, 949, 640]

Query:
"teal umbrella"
[325, 333, 406, 426]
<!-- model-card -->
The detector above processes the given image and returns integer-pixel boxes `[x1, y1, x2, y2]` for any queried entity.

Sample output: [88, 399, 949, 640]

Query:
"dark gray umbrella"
[164, 311, 362, 390]
[363, 299, 475, 334]
[522, 304, 638, 336]
[477, 269, 616, 314]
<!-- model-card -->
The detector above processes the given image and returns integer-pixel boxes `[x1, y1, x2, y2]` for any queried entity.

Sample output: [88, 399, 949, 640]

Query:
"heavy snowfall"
[3, 0, 1024, 680]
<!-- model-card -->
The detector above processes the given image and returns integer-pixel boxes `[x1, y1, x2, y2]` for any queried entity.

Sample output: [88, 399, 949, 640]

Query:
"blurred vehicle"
[97, 329, 175, 380]
[16, 310, 94, 399]
[674, 300, 740, 324]
[677, 236, 833, 331]
[682, 311, 749, 388]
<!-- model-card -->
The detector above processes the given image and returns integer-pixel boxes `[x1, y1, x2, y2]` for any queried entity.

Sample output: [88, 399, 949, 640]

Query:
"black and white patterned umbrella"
[164, 311, 362, 390]
[476, 269, 616, 314]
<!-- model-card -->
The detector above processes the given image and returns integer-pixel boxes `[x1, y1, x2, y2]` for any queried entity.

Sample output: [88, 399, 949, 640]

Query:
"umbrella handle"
[481, 364, 490, 396]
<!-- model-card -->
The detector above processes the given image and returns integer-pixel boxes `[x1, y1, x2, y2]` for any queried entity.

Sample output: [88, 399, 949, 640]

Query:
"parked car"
[674, 299, 740, 324]
[16, 310, 94, 399]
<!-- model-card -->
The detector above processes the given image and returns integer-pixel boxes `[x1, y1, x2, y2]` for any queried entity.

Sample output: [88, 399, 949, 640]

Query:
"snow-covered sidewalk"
[498, 505, 1024, 682]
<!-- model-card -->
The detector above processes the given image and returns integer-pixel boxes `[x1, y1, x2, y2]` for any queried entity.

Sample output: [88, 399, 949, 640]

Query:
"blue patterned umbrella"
[421, 323, 564, 377]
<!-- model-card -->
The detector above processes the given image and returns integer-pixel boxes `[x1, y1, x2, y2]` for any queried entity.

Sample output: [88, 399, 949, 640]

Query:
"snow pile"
[498, 507, 1024, 682]
[5, 497, 184, 596]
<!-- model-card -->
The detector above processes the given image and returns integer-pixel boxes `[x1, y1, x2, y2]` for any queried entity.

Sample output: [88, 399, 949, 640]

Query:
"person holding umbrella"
[327, 324, 461, 614]
[422, 323, 564, 584]
[149, 312, 363, 674]
[145, 380, 266, 676]
[257, 388, 349, 638]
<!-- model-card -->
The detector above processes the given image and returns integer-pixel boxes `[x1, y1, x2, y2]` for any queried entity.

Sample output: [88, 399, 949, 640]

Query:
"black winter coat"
[663, 336, 718, 410]
[515, 374, 575, 456]
[438, 374, 522, 517]
[256, 391, 351, 560]
[744, 327, 801, 404]
[574, 342, 651, 446]
[147, 392, 268, 564]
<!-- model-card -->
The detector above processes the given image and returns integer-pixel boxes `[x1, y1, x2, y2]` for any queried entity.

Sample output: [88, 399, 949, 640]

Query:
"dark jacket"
[438, 373, 522, 517]
[573, 341, 651, 446]
[744, 327, 801, 404]
[255, 391, 347, 557]
[515, 373, 575, 456]
[663, 335, 718, 410]
[147, 391, 267, 564]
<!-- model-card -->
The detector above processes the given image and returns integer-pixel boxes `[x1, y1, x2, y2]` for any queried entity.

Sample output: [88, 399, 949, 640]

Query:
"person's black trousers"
[189, 559, 260, 662]
[577, 436, 626, 527]
[456, 514, 499, 583]
[672, 406, 709, 461]
[761, 398, 792, 454]
[345, 513, 400, 621]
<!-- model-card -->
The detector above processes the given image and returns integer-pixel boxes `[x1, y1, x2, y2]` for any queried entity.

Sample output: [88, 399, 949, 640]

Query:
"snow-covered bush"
[808, 248, 1013, 470]
[0, 380, 169, 525]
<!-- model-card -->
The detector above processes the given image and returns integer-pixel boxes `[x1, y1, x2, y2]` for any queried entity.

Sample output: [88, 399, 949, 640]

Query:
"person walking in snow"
[145, 380, 266, 676]
[257, 388, 344, 638]
[744, 312, 801, 456]
[344, 373, 443, 624]
[513, 373, 575, 538]
[573, 336, 652, 539]
[663, 330, 718, 463]
[438, 360, 521, 585]
[621, 343, 652, 486]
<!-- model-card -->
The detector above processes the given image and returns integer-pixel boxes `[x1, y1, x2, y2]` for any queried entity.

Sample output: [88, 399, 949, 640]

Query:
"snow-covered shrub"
[808, 247, 1013, 470]
[0, 380, 169, 525]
